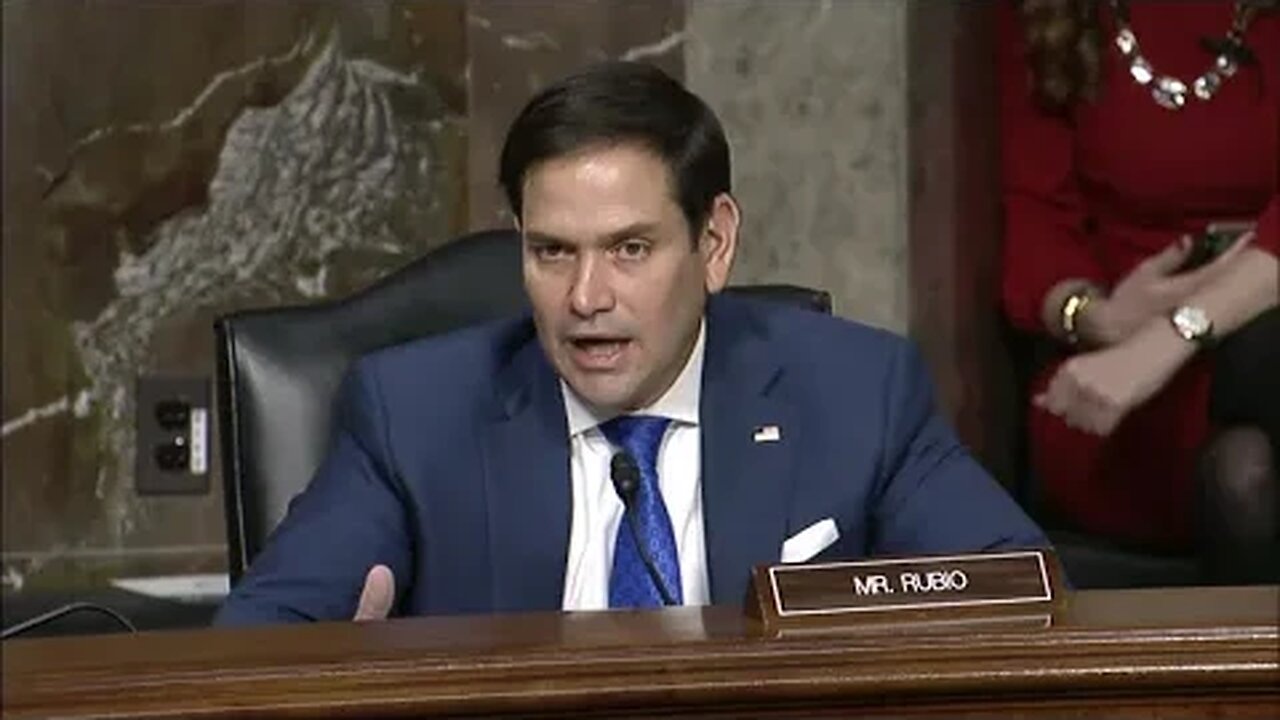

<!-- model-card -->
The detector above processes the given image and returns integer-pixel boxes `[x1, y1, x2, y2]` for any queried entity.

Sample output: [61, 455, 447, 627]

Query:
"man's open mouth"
[568, 337, 631, 368]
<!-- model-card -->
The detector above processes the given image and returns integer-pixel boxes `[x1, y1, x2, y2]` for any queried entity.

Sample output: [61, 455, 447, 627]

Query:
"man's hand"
[1035, 321, 1195, 436]
[353, 565, 396, 621]
[1083, 233, 1250, 346]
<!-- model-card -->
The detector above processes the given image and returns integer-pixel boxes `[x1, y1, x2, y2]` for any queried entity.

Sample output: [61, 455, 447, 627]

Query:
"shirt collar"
[562, 320, 705, 437]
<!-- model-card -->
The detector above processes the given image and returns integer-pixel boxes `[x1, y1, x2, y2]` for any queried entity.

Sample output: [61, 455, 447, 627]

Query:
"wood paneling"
[907, 1, 1018, 485]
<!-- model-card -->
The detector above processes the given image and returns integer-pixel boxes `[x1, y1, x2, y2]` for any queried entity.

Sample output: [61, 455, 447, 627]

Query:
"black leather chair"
[215, 229, 831, 582]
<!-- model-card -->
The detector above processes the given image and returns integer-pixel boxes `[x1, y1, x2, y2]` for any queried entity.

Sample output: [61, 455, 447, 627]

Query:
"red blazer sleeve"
[1255, 184, 1279, 256]
[997, 1, 1106, 334]
[1261, 74, 1280, 257]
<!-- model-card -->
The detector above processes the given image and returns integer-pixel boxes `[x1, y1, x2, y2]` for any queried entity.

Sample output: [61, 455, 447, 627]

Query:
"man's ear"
[701, 193, 741, 293]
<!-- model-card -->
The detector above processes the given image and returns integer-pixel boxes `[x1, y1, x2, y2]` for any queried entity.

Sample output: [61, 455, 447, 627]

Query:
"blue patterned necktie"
[601, 415, 683, 608]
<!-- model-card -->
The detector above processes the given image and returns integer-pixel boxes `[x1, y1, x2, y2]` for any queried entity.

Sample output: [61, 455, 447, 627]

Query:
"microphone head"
[610, 451, 641, 501]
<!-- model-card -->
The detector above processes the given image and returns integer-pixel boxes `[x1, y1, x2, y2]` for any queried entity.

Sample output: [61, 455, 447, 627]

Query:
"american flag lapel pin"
[752, 425, 782, 443]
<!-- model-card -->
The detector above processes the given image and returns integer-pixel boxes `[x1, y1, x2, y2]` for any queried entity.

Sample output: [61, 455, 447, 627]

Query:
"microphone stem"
[623, 509, 677, 607]
[2, 602, 137, 639]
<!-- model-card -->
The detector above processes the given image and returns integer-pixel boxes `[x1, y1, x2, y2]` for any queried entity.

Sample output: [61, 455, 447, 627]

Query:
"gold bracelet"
[1061, 292, 1093, 346]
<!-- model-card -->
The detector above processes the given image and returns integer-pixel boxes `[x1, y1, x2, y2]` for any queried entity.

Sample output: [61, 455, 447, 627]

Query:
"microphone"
[610, 451, 677, 607]
[610, 452, 641, 500]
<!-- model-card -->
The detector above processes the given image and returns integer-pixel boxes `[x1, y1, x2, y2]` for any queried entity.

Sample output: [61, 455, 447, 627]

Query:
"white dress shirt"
[560, 323, 709, 610]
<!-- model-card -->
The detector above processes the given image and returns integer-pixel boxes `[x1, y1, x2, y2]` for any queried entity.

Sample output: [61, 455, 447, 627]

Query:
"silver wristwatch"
[1170, 305, 1213, 345]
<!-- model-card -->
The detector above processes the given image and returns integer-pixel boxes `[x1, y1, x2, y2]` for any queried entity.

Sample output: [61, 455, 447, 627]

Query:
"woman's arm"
[1036, 219, 1278, 437]
[997, 1, 1106, 337]
[1119, 243, 1279, 395]
[1109, 194, 1279, 361]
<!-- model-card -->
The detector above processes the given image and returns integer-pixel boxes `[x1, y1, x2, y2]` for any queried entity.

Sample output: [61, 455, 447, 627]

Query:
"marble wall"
[466, 0, 684, 228]
[687, 0, 910, 332]
[2, 0, 1010, 593]
[3, 0, 473, 590]
[688, 0, 1013, 478]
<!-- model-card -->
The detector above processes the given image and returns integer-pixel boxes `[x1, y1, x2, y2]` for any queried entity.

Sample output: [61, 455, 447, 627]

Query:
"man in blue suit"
[216, 62, 1046, 625]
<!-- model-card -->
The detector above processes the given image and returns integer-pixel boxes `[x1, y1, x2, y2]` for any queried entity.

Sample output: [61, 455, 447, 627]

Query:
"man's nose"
[569, 253, 615, 318]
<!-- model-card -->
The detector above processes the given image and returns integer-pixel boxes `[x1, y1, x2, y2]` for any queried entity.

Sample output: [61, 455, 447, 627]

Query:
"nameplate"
[746, 549, 1065, 631]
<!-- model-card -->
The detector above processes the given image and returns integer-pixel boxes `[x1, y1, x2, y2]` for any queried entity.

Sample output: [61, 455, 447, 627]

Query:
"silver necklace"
[1111, 0, 1259, 110]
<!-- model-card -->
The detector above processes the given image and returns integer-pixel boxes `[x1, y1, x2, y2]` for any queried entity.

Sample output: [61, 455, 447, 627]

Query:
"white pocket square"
[780, 518, 839, 564]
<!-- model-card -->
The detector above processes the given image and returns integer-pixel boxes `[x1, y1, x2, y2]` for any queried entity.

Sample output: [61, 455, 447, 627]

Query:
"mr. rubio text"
[852, 568, 969, 596]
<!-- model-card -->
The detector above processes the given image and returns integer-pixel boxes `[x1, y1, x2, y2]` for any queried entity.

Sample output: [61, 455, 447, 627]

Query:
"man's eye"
[615, 240, 650, 260]
[533, 244, 568, 261]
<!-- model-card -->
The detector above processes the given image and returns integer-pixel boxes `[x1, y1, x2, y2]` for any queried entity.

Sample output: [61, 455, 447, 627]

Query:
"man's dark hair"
[499, 61, 731, 239]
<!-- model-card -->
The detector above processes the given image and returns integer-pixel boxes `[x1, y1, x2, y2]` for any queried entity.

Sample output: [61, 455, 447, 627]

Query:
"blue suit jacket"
[216, 294, 1046, 625]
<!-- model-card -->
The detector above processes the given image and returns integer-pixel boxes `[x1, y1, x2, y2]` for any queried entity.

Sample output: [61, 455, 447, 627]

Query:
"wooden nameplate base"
[747, 549, 1067, 632]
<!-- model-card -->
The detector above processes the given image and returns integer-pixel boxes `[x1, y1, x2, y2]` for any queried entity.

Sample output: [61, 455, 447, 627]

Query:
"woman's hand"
[1035, 321, 1196, 436]
[1081, 233, 1251, 346]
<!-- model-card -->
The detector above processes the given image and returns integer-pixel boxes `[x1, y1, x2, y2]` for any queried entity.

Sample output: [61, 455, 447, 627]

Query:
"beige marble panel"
[685, 0, 909, 331]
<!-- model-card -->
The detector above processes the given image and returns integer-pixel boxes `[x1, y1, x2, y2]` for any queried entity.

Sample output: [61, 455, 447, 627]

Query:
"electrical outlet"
[135, 375, 211, 495]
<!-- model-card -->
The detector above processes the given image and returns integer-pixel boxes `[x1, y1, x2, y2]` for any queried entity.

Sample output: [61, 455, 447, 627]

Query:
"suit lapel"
[700, 296, 796, 605]
[483, 336, 571, 612]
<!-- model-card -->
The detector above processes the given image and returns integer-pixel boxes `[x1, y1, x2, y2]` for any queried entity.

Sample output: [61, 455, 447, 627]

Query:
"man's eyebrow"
[523, 223, 662, 247]
[523, 230, 568, 246]
[602, 222, 661, 244]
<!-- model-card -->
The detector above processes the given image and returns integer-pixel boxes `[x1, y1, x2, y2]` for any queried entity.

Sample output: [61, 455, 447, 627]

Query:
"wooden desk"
[4, 586, 1278, 718]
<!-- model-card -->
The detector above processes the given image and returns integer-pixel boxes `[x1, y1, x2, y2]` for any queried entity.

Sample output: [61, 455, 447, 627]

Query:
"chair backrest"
[215, 229, 831, 581]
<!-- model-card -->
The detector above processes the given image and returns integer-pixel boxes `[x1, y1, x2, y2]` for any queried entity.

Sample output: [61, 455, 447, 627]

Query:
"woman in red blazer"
[998, 0, 1279, 581]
